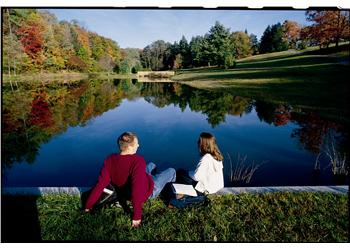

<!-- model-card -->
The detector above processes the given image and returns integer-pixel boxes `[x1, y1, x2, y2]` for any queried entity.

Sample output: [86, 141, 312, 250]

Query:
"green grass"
[173, 46, 349, 87]
[2, 192, 348, 242]
[172, 45, 350, 122]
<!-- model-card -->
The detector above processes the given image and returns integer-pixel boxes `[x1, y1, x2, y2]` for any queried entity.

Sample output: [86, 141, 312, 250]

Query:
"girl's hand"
[132, 219, 141, 228]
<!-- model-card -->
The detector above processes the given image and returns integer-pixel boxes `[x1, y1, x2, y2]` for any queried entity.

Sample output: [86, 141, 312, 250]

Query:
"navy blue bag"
[167, 168, 210, 209]
[168, 193, 209, 209]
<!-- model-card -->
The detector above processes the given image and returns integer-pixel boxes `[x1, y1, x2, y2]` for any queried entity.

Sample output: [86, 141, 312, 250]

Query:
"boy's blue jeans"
[146, 162, 176, 199]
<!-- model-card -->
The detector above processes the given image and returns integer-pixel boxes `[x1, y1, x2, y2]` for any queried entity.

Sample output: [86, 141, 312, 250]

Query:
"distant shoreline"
[2, 72, 138, 83]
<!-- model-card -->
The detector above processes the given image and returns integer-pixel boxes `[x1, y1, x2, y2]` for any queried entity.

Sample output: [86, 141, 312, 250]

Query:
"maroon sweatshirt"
[85, 153, 154, 220]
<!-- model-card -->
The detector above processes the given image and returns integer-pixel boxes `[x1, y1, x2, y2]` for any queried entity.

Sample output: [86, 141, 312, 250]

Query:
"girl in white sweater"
[188, 132, 224, 194]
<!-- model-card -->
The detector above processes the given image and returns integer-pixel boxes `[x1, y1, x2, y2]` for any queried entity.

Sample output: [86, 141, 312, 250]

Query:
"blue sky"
[47, 9, 310, 49]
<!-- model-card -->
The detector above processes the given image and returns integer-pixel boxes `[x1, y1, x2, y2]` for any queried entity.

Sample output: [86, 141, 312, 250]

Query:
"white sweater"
[189, 153, 224, 194]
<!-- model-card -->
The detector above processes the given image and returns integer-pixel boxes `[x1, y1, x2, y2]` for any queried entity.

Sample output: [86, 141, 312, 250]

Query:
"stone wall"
[2, 186, 348, 196]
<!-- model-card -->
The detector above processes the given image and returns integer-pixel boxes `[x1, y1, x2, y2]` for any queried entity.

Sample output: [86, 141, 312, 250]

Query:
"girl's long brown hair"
[198, 132, 223, 161]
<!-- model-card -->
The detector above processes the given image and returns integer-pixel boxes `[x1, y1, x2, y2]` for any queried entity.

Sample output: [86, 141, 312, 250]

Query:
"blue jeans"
[146, 162, 176, 199]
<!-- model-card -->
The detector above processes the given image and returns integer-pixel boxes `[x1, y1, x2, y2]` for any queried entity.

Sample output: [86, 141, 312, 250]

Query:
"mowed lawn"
[173, 45, 349, 87]
[2, 192, 348, 242]
[172, 45, 350, 120]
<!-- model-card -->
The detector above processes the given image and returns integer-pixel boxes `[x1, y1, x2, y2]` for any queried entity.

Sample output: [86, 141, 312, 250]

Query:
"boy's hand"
[132, 219, 141, 228]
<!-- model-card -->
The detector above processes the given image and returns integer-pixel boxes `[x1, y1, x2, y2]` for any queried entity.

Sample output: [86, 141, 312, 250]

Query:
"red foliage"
[67, 55, 87, 71]
[305, 11, 349, 47]
[273, 106, 291, 127]
[282, 20, 301, 47]
[29, 93, 53, 128]
[17, 23, 43, 59]
[291, 112, 339, 153]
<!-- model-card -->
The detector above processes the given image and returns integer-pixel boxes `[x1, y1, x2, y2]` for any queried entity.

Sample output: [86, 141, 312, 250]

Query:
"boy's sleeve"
[130, 157, 147, 220]
[85, 158, 111, 210]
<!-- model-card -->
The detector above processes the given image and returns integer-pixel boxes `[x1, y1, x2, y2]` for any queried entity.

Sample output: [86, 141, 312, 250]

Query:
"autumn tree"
[40, 11, 65, 71]
[231, 31, 252, 59]
[89, 32, 105, 60]
[2, 9, 122, 74]
[98, 55, 115, 74]
[55, 20, 75, 66]
[304, 10, 350, 48]
[17, 24, 43, 58]
[16, 11, 46, 71]
[71, 24, 92, 70]
[282, 20, 301, 49]
[3, 9, 29, 76]
[103, 38, 121, 67]
[67, 55, 87, 71]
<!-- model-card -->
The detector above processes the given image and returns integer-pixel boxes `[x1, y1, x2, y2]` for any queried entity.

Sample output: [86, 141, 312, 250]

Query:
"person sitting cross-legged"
[84, 132, 176, 228]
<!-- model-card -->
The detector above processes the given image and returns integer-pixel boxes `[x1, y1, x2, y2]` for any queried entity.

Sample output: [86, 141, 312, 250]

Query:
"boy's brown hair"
[118, 132, 137, 151]
[198, 132, 223, 161]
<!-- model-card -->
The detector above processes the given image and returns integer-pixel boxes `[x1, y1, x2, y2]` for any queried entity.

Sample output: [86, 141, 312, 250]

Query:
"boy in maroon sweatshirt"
[85, 132, 175, 228]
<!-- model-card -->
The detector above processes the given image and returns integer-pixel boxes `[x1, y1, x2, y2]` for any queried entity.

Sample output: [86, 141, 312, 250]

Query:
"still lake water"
[2, 78, 348, 187]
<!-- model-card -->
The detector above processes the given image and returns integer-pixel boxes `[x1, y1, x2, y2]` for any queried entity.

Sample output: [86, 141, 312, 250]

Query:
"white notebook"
[171, 183, 197, 197]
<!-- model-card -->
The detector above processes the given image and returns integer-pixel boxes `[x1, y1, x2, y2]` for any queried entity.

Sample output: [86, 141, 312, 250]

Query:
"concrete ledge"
[2, 185, 348, 196]
[216, 186, 348, 195]
[2, 187, 90, 196]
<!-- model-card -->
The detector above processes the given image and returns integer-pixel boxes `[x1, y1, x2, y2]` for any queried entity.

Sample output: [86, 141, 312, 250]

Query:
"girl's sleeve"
[192, 156, 208, 181]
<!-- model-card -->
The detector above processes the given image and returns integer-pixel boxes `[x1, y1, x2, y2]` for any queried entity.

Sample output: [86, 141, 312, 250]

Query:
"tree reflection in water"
[2, 79, 347, 177]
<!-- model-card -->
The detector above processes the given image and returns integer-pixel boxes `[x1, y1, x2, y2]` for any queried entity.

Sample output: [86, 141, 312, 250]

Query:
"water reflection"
[1, 78, 348, 186]
[2, 79, 125, 168]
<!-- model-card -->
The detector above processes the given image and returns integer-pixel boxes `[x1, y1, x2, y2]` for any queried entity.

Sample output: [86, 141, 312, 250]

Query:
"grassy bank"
[2, 192, 348, 242]
[172, 46, 349, 88]
[172, 45, 350, 121]
[173, 47, 349, 91]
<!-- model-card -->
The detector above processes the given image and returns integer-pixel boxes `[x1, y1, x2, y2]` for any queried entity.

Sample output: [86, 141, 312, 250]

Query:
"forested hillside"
[2, 9, 349, 75]
[3, 9, 121, 75]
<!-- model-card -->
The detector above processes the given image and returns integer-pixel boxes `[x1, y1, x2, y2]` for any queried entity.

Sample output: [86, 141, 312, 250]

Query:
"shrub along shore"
[2, 191, 348, 242]
[2, 72, 138, 82]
